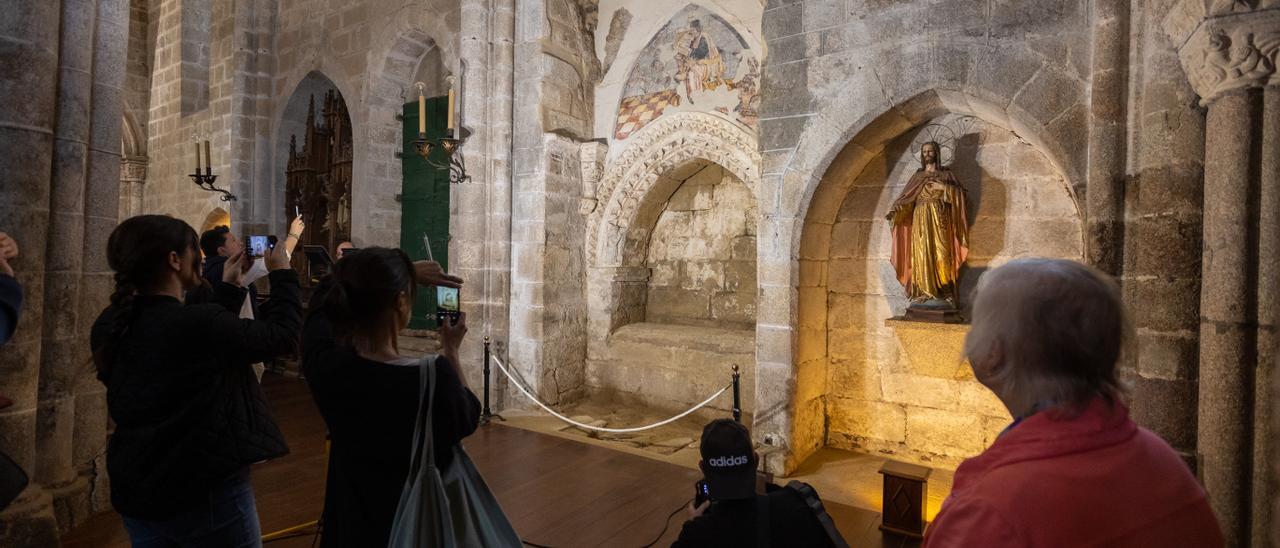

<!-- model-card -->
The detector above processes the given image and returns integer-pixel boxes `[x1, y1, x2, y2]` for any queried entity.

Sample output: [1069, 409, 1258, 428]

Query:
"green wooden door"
[401, 97, 451, 329]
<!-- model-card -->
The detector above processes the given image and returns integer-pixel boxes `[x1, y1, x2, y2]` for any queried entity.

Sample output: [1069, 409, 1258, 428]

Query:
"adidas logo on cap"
[707, 455, 750, 468]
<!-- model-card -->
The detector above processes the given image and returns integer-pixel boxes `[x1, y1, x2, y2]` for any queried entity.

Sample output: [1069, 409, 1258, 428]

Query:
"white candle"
[193, 142, 201, 173]
[418, 90, 426, 135]
[203, 140, 211, 172]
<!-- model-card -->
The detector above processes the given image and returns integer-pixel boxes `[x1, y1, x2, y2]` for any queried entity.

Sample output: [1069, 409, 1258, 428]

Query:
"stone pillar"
[1199, 86, 1263, 546]
[0, 0, 80, 544]
[36, 0, 95, 526]
[1164, 4, 1279, 544]
[1125, 0, 1205, 468]
[1255, 85, 1279, 548]
[1084, 0, 1129, 276]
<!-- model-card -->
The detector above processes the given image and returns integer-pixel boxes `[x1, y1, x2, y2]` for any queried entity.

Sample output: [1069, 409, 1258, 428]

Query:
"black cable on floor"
[522, 496, 692, 548]
[640, 497, 693, 548]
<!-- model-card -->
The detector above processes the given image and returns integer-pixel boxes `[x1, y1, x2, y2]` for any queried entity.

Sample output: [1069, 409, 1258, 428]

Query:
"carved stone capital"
[1164, 2, 1280, 105]
[119, 157, 148, 183]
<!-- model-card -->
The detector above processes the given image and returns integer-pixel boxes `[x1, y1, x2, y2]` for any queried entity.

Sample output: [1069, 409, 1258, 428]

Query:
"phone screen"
[247, 235, 270, 257]
[437, 287, 460, 312]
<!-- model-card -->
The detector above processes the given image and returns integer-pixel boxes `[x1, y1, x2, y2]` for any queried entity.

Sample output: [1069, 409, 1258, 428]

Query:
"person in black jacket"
[90, 215, 301, 547]
[302, 247, 474, 547]
[0, 232, 21, 346]
[673, 419, 843, 548]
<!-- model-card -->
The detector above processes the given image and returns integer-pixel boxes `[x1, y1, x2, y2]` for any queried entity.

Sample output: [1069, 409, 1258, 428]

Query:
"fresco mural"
[614, 5, 760, 140]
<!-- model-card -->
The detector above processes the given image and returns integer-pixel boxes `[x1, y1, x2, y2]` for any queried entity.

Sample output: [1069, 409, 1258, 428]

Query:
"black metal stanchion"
[731, 364, 741, 422]
[481, 336, 504, 424]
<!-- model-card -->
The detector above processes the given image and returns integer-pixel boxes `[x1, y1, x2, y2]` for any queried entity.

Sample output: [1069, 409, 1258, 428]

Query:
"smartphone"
[436, 286, 460, 324]
[246, 235, 277, 258]
[694, 480, 711, 507]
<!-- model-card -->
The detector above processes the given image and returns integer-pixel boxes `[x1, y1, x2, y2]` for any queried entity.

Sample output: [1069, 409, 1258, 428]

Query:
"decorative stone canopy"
[1163, 1, 1280, 105]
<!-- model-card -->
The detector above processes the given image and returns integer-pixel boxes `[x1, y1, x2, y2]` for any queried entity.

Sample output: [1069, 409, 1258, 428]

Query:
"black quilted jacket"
[90, 269, 301, 519]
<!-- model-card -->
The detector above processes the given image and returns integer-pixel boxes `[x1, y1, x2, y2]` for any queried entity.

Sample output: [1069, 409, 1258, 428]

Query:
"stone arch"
[358, 20, 457, 246]
[272, 70, 351, 233]
[759, 79, 1087, 474]
[200, 206, 230, 234]
[121, 109, 144, 159]
[589, 112, 760, 269]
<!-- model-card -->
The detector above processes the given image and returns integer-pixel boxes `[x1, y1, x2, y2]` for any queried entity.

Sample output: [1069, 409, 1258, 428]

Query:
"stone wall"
[758, 0, 1094, 474]
[508, 0, 596, 405]
[823, 116, 1082, 467]
[645, 163, 757, 329]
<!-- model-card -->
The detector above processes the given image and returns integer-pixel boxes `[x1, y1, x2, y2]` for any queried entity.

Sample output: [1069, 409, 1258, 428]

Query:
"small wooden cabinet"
[878, 460, 931, 538]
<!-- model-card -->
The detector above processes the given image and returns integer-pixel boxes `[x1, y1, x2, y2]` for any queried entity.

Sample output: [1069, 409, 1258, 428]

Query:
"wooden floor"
[63, 373, 918, 548]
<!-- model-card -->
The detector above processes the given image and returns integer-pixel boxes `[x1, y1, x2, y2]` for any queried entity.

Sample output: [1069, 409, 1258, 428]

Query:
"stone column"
[1164, 4, 1279, 544]
[36, 0, 95, 525]
[0, 0, 75, 544]
[1200, 86, 1263, 546]
[1125, 0, 1205, 468]
[1255, 84, 1280, 548]
[1084, 0, 1129, 276]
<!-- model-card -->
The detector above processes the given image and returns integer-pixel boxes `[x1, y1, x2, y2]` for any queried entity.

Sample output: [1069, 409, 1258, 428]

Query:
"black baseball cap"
[699, 419, 756, 500]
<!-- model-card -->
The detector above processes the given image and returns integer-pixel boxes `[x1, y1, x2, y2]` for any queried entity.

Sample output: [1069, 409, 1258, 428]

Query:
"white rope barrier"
[489, 355, 731, 434]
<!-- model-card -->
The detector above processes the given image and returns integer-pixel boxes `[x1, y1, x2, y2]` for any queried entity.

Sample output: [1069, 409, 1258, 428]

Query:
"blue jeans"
[120, 471, 262, 548]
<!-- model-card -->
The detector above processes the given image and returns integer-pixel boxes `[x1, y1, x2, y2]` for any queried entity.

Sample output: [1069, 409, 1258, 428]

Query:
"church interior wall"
[4, 0, 1280, 544]
[819, 114, 1082, 468]
[754, 0, 1095, 474]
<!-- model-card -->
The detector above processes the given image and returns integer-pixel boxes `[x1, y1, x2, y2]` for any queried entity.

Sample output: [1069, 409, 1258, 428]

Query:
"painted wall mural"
[613, 5, 759, 140]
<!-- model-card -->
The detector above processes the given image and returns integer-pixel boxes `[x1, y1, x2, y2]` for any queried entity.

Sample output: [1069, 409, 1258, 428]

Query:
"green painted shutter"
[401, 97, 451, 329]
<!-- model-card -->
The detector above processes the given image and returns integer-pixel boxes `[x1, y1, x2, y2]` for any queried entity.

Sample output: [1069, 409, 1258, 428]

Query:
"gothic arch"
[589, 112, 760, 268]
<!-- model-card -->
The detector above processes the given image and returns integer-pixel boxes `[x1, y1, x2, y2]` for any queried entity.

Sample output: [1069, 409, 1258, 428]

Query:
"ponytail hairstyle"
[314, 247, 416, 354]
[93, 215, 200, 381]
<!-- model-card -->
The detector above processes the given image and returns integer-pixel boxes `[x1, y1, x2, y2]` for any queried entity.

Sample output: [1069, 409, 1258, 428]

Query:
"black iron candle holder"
[190, 168, 237, 202]
[411, 126, 472, 184]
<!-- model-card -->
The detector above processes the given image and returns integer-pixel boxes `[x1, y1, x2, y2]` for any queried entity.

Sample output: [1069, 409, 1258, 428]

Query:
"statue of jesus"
[885, 141, 970, 310]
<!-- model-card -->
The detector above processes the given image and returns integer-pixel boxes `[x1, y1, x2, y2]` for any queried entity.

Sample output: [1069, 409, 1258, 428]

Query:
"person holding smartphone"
[0, 232, 21, 346]
[89, 215, 301, 546]
[301, 248, 475, 547]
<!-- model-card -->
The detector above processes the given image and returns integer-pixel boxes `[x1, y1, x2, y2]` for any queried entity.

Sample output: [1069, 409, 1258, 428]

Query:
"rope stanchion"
[489, 355, 731, 434]
[480, 337, 504, 424]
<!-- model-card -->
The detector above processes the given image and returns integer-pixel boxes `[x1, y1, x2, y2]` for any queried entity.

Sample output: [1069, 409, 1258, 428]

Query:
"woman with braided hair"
[89, 214, 303, 547]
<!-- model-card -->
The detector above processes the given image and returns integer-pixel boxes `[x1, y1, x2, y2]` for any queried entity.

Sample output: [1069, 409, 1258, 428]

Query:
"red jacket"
[924, 398, 1223, 547]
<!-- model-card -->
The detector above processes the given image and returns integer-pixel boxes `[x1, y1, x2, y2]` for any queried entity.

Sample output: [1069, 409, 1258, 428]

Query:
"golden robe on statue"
[887, 168, 969, 302]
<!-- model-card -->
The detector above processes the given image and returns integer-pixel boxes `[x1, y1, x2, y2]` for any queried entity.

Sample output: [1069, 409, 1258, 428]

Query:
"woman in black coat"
[301, 247, 476, 547]
[90, 215, 301, 547]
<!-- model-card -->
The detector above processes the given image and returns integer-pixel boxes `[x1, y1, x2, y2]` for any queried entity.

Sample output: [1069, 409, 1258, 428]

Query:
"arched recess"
[359, 18, 457, 247]
[583, 111, 761, 417]
[765, 88, 1085, 475]
[275, 70, 353, 281]
[200, 207, 231, 235]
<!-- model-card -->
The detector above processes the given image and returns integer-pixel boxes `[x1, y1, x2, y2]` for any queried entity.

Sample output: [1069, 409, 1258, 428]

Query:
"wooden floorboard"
[63, 373, 917, 548]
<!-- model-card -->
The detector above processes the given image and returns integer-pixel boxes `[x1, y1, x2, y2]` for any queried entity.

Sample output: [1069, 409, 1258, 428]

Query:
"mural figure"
[885, 140, 970, 321]
[614, 6, 758, 140]
[674, 19, 725, 102]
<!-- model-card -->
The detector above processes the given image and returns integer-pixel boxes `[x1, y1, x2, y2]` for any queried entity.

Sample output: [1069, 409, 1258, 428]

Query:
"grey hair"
[963, 258, 1129, 413]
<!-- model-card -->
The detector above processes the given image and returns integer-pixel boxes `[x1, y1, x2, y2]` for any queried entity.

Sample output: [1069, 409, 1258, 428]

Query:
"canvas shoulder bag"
[387, 355, 522, 548]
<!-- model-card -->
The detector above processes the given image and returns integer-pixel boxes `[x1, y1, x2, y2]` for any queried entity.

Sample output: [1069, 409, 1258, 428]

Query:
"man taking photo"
[672, 419, 847, 547]
[196, 216, 305, 379]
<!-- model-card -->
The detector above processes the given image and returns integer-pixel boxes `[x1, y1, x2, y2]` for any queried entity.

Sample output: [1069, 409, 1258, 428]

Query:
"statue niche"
[286, 90, 352, 286]
[884, 134, 970, 323]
